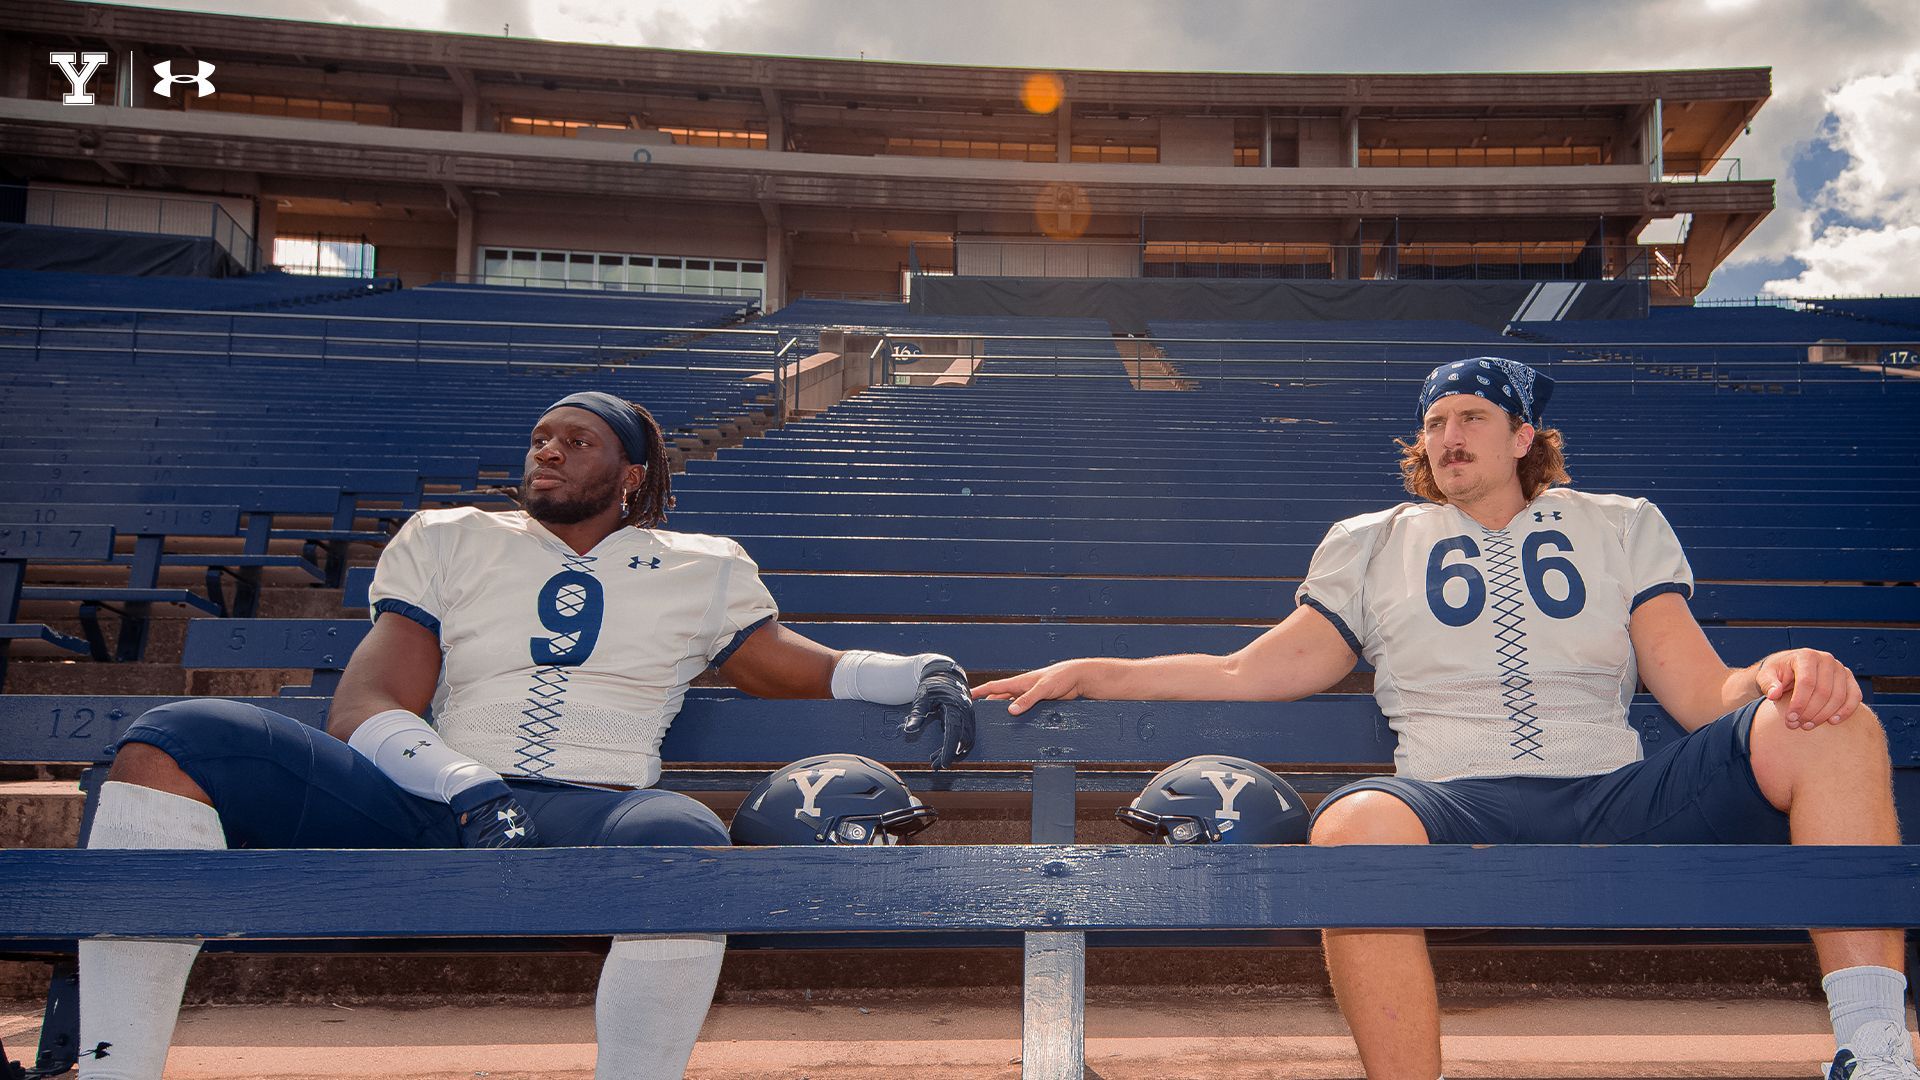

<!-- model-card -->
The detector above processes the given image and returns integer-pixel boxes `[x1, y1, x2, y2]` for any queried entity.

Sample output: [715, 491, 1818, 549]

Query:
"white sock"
[593, 934, 726, 1080]
[79, 782, 225, 1080]
[1824, 965, 1913, 1055]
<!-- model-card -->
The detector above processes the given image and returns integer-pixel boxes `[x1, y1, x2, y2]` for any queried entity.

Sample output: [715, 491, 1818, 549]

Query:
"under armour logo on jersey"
[497, 805, 528, 840]
[153, 60, 216, 98]
[401, 739, 432, 758]
[790, 768, 846, 819]
[1533, 511, 1563, 522]
[1200, 770, 1254, 821]
[629, 555, 661, 570]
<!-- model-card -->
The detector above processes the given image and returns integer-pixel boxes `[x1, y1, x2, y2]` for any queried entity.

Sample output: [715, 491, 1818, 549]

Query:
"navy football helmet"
[730, 753, 937, 846]
[1117, 755, 1309, 844]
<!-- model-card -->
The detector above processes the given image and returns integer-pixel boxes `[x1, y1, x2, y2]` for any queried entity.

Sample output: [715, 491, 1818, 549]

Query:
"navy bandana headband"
[543, 392, 648, 468]
[1418, 356, 1554, 427]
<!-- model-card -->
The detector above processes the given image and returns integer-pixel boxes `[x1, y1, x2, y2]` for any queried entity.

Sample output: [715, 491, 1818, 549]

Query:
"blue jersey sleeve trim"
[1299, 595, 1363, 657]
[1629, 582, 1693, 613]
[373, 598, 442, 635]
[710, 614, 775, 668]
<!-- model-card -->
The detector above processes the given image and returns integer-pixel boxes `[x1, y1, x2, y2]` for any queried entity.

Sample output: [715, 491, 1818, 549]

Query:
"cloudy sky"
[112, 0, 1920, 300]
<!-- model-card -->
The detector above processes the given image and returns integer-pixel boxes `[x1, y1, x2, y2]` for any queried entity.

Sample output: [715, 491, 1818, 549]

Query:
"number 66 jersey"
[1295, 488, 1693, 783]
[367, 507, 778, 789]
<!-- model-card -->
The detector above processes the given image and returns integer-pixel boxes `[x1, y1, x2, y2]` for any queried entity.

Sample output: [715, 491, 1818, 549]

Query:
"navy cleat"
[1825, 1021, 1920, 1079]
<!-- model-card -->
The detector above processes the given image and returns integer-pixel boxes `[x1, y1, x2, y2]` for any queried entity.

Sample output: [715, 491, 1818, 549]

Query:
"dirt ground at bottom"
[5, 995, 1915, 1079]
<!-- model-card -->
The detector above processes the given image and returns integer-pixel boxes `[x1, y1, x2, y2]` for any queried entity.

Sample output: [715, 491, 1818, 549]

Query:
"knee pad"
[600, 791, 730, 847]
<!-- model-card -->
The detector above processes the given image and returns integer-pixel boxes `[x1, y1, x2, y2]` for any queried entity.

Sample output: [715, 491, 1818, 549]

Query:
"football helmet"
[730, 753, 937, 846]
[1117, 754, 1309, 844]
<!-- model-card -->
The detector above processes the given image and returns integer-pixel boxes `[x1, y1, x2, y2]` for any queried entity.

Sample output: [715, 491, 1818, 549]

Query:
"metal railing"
[854, 330, 1920, 394]
[11, 184, 266, 274]
[930, 240, 1658, 284]
[1662, 156, 1744, 183]
[0, 303, 785, 378]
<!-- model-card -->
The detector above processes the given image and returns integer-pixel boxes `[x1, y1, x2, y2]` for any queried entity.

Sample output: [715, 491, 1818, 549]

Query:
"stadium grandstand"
[0, 3, 1917, 1077]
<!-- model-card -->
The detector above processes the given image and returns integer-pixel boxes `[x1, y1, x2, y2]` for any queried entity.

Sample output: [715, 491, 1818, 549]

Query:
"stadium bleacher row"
[2, 268, 1918, 1076]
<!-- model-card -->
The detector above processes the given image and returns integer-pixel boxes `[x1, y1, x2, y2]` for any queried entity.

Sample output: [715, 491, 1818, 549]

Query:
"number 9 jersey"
[1295, 489, 1693, 782]
[366, 507, 778, 789]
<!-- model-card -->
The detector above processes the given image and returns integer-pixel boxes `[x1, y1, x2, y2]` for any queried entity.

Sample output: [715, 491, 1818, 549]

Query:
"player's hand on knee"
[1758, 648, 1862, 729]
[972, 661, 1087, 717]
[449, 780, 541, 848]
[903, 657, 974, 770]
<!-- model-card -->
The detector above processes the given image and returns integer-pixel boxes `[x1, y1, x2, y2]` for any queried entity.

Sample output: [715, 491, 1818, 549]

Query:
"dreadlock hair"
[619, 399, 675, 529]
[1397, 411, 1570, 504]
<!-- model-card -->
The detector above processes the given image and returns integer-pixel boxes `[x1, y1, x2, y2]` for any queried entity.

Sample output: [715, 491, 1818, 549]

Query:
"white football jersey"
[367, 507, 778, 788]
[1296, 488, 1693, 782]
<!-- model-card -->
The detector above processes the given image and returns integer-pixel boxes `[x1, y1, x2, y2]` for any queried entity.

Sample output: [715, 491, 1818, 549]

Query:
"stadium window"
[658, 126, 766, 149]
[1361, 144, 1604, 168]
[273, 234, 375, 277]
[503, 115, 627, 138]
[884, 136, 1055, 162]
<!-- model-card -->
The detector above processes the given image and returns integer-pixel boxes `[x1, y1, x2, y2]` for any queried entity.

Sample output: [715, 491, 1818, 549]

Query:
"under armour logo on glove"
[902, 658, 976, 771]
[449, 780, 541, 848]
[497, 805, 529, 841]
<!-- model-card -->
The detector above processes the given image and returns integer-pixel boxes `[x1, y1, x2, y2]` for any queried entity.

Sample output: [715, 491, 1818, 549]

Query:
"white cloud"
[1762, 55, 1920, 297]
[1763, 223, 1920, 297]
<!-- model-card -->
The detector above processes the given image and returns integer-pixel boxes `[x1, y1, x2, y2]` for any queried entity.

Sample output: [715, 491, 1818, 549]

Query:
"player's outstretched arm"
[974, 604, 1359, 716]
[716, 620, 840, 698]
[720, 621, 976, 769]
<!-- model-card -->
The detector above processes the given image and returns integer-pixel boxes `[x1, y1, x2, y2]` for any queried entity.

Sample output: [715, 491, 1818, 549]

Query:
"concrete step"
[3, 996, 1905, 1079]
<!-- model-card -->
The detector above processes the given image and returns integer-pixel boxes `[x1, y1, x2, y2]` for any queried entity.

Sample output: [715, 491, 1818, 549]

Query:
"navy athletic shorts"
[1312, 700, 1790, 845]
[117, 698, 729, 849]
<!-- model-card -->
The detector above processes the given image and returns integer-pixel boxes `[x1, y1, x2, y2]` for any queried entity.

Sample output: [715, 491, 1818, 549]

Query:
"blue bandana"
[1418, 356, 1554, 427]
[542, 392, 648, 468]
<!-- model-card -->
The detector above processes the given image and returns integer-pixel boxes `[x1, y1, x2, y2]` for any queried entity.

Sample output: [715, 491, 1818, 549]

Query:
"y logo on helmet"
[1200, 770, 1254, 821]
[790, 767, 846, 819]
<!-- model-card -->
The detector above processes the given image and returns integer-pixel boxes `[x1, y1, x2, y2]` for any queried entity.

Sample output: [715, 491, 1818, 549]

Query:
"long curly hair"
[616, 399, 674, 528]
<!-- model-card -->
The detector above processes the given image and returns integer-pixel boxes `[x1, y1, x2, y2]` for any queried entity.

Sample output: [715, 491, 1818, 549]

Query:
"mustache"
[1440, 450, 1475, 465]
